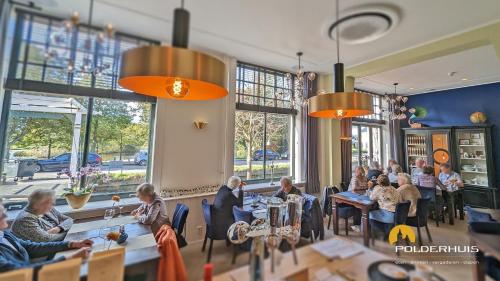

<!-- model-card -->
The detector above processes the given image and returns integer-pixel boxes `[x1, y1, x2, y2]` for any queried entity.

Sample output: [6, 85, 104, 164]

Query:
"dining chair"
[172, 203, 189, 248]
[417, 185, 443, 227]
[329, 186, 356, 236]
[406, 198, 432, 246]
[201, 199, 227, 262]
[0, 268, 33, 281]
[88, 247, 125, 281]
[231, 206, 254, 264]
[38, 258, 81, 281]
[370, 201, 411, 244]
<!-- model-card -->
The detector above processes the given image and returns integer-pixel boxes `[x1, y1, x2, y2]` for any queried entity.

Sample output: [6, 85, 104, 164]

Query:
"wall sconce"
[194, 121, 208, 129]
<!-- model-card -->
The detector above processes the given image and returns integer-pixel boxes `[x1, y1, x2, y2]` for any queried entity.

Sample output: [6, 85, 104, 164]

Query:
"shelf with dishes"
[459, 145, 485, 147]
[460, 158, 486, 161]
[461, 170, 488, 174]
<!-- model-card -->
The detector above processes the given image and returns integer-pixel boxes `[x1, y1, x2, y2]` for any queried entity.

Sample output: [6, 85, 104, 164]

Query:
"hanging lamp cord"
[336, 0, 340, 64]
[88, 0, 94, 27]
[181, 0, 185, 9]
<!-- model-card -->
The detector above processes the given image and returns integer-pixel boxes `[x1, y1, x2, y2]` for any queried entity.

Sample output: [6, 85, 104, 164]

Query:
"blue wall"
[406, 82, 500, 186]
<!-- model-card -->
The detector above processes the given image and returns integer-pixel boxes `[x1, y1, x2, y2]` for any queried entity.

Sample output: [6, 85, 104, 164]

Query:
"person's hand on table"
[70, 239, 94, 249]
[48, 226, 62, 234]
[66, 247, 91, 261]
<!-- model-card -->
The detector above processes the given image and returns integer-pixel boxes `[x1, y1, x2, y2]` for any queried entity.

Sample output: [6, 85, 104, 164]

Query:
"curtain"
[340, 119, 352, 188]
[388, 94, 404, 165]
[301, 74, 320, 194]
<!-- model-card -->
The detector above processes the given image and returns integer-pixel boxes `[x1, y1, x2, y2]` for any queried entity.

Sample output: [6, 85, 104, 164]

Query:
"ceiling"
[22, 0, 500, 94]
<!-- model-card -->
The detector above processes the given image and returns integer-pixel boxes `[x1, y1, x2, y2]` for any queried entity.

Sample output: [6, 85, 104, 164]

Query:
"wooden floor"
[181, 213, 494, 281]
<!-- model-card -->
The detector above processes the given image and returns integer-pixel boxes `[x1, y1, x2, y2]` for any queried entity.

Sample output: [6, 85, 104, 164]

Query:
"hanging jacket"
[155, 225, 187, 281]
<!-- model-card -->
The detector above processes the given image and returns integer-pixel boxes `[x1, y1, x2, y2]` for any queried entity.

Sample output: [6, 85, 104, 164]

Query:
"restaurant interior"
[0, 0, 499, 280]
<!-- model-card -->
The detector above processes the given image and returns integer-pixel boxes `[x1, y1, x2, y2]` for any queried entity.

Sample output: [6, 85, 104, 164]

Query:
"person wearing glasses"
[0, 203, 93, 273]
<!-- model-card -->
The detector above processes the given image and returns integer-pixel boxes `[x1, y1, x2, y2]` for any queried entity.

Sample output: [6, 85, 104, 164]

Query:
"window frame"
[352, 123, 384, 169]
[0, 9, 158, 208]
[234, 62, 297, 183]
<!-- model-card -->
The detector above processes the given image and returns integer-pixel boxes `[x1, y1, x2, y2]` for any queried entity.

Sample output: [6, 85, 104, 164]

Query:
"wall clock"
[433, 148, 450, 165]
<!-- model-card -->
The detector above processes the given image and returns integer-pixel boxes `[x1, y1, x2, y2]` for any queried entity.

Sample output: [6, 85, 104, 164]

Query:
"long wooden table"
[61, 216, 160, 281]
[331, 191, 374, 247]
[211, 237, 391, 281]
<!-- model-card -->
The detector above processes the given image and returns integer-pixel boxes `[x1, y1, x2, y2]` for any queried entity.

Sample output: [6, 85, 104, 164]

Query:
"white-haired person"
[411, 158, 426, 185]
[132, 183, 170, 233]
[0, 203, 92, 273]
[273, 176, 302, 201]
[396, 173, 421, 217]
[11, 189, 73, 242]
[213, 176, 244, 232]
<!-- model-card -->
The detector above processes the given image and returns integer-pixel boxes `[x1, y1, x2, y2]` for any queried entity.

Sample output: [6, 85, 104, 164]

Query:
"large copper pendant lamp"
[119, 1, 227, 100]
[308, 0, 373, 118]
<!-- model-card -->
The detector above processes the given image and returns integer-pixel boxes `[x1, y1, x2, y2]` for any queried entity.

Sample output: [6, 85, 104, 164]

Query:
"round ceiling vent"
[328, 5, 400, 44]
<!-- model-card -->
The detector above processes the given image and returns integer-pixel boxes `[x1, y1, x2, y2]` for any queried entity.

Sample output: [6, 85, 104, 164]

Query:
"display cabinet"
[403, 125, 496, 209]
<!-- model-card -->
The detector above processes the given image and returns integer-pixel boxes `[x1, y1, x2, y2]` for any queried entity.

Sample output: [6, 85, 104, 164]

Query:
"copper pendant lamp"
[119, 1, 227, 100]
[308, 0, 373, 118]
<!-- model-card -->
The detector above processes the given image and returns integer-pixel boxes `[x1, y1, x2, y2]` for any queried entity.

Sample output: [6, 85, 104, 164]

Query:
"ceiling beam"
[346, 21, 500, 78]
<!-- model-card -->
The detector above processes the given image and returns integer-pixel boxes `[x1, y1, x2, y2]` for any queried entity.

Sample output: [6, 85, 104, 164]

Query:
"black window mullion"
[21, 14, 34, 81]
[41, 18, 52, 82]
[263, 112, 267, 179]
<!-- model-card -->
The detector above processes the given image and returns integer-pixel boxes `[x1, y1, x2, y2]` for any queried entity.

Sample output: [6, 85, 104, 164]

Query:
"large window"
[0, 9, 157, 207]
[352, 124, 383, 171]
[234, 62, 295, 183]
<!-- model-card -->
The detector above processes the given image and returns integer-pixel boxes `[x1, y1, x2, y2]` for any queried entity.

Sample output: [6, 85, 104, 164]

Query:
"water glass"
[104, 209, 115, 221]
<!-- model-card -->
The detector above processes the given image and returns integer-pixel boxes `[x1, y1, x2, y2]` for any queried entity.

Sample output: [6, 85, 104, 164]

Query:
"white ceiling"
[25, 0, 500, 94]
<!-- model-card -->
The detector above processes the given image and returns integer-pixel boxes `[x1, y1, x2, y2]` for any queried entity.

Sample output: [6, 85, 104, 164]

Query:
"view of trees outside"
[1, 92, 152, 198]
[351, 124, 383, 172]
[234, 111, 291, 181]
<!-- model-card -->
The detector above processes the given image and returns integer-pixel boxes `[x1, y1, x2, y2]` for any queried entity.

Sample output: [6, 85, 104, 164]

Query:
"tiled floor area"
[181, 214, 494, 281]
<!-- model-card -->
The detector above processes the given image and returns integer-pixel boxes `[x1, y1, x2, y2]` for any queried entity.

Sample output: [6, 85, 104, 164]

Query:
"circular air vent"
[328, 5, 400, 44]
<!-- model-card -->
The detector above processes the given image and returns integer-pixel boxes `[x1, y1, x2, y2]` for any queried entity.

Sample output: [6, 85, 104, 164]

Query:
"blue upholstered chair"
[201, 199, 228, 262]
[231, 206, 254, 264]
[370, 201, 411, 243]
[325, 186, 357, 236]
[417, 186, 443, 227]
[406, 198, 432, 246]
[171, 203, 189, 248]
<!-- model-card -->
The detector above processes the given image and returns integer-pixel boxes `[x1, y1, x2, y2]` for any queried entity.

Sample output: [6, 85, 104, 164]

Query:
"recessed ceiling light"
[461, 78, 468, 81]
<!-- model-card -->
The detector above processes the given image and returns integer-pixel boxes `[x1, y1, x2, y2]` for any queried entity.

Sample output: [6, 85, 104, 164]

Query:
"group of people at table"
[0, 183, 169, 274]
[347, 159, 463, 232]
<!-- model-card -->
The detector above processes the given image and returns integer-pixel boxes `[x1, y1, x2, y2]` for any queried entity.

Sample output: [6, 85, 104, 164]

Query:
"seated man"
[273, 176, 302, 201]
[11, 189, 73, 242]
[0, 204, 92, 273]
[213, 176, 244, 234]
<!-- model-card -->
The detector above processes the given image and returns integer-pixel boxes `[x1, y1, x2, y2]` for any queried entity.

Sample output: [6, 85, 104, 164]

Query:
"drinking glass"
[266, 197, 284, 273]
[283, 194, 303, 265]
[104, 209, 115, 222]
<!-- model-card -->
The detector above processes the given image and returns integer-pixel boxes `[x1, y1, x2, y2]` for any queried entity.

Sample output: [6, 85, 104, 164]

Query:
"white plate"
[378, 263, 408, 280]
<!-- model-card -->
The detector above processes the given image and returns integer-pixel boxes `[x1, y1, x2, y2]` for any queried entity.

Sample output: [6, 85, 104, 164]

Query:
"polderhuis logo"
[389, 225, 416, 245]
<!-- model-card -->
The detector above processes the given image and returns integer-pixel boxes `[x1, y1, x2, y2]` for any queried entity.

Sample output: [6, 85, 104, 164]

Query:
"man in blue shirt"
[0, 203, 93, 273]
[438, 163, 464, 191]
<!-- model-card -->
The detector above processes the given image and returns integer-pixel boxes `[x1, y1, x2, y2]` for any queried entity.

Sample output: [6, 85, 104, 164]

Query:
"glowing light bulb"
[166, 78, 190, 98]
[336, 109, 344, 119]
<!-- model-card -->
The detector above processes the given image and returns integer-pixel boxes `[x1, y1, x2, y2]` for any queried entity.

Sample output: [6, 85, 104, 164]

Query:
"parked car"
[34, 153, 102, 172]
[253, 150, 280, 161]
[134, 150, 148, 166]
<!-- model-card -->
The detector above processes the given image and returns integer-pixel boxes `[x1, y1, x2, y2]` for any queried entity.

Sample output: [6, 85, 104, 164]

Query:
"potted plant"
[61, 166, 109, 209]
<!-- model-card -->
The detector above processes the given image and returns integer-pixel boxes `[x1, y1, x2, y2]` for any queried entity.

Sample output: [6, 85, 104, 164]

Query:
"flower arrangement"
[61, 166, 109, 196]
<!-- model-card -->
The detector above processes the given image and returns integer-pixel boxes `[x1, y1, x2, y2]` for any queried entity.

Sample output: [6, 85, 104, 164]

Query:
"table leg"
[332, 198, 339, 236]
[459, 191, 465, 220]
[448, 193, 455, 225]
[472, 250, 485, 281]
[361, 207, 370, 247]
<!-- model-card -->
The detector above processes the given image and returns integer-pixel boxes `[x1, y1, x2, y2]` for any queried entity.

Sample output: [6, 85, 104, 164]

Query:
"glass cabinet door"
[405, 132, 429, 172]
[456, 130, 489, 187]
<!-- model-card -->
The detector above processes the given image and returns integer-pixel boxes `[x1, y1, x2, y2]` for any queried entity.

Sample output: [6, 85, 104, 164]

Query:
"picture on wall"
[471, 133, 481, 139]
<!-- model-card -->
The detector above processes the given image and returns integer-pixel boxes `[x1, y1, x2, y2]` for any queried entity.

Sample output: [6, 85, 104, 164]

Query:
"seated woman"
[417, 166, 444, 200]
[348, 166, 368, 195]
[396, 173, 421, 217]
[11, 189, 73, 242]
[0, 204, 92, 273]
[388, 164, 403, 184]
[369, 175, 400, 223]
[132, 183, 170, 233]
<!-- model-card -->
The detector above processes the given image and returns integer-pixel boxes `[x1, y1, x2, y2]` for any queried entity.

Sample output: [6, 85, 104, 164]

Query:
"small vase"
[65, 193, 92, 209]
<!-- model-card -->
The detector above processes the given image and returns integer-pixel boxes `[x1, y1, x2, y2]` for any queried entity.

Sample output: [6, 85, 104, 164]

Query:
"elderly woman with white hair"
[131, 183, 170, 233]
[11, 189, 73, 242]
[396, 173, 421, 217]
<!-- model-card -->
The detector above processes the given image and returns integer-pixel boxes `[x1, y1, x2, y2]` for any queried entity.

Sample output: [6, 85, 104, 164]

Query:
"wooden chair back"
[88, 247, 125, 281]
[0, 268, 33, 281]
[38, 258, 81, 281]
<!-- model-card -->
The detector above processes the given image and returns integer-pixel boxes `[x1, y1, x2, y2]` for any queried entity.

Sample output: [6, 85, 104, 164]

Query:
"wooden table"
[210, 237, 392, 281]
[469, 209, 500, 281]
[443, 189, 465, 225]
[331, 192, 374, 247]
[62, 216, 160, 281]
